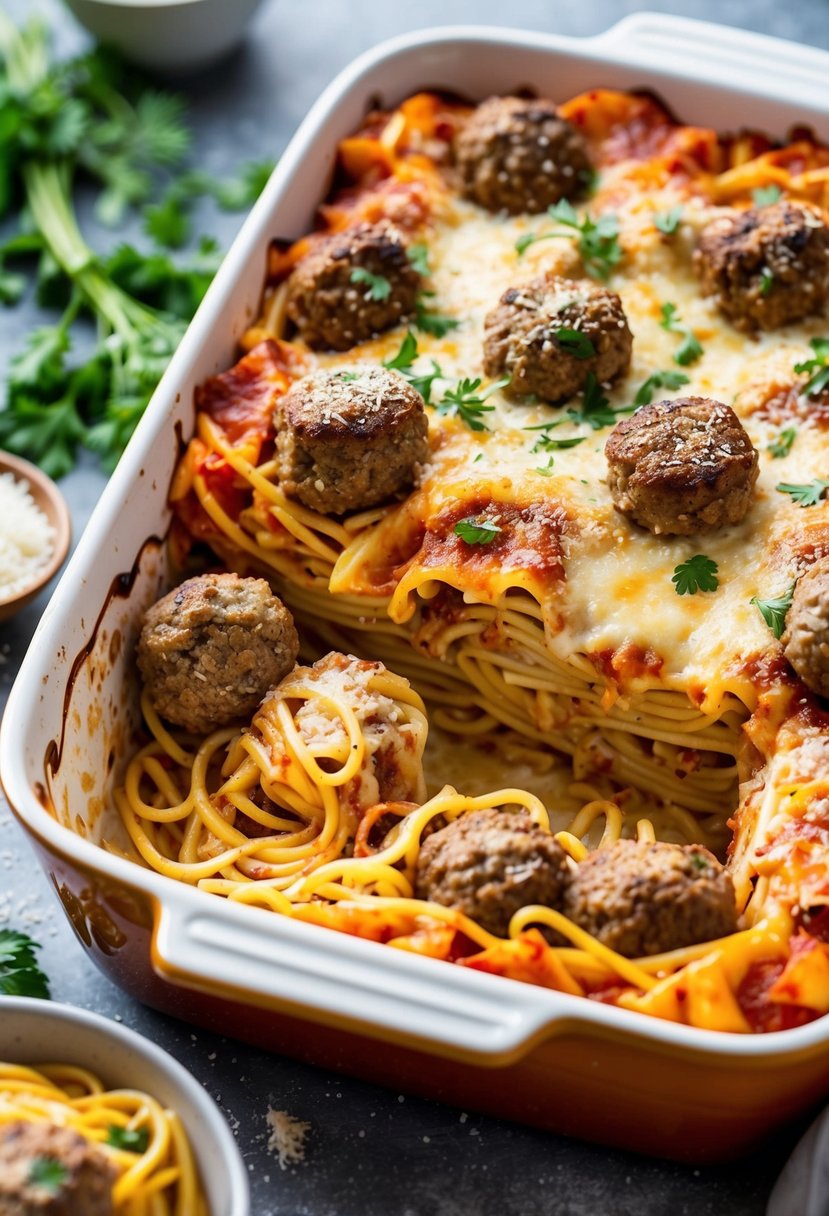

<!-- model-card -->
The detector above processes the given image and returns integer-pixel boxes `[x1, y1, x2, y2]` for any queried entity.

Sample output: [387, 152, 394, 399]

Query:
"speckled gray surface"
[1, 1, 827, 1212]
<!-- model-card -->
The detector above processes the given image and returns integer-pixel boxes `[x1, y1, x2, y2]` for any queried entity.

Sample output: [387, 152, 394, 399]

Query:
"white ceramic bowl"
[62, 0, 268, 73]
[0, 997, 250, 1216]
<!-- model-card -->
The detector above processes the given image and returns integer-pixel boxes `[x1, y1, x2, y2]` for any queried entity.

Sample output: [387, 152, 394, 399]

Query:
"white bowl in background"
[62, 0, 268, 73]
[0, 997, 250, 1216]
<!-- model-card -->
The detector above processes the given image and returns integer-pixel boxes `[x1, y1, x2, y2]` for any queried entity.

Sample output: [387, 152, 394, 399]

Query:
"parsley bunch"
[0, 928, 50, 998]
[0, 16, 273, 475]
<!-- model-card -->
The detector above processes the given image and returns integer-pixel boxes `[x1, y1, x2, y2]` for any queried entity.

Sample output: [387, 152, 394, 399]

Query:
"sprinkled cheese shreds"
[0, 472, 55, 599]
[266, 1107, 311, 1170]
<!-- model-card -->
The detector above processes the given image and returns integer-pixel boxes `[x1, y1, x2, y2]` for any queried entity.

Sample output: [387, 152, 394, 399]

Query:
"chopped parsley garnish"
[752, 184, 782, 207]
[794, 337, 829, 397]
[751, 587, 794, 639]
[524, 424, 586, 454]
[414, 293, 460, 338]
[767, 426, 797, 459]
[349, 267, 391, 301]
[535, 456, 556, 476]
[0, 929, 50, 998]
[759, 266, 774, 297]
[27, 1157, 67, 1193]
[407, 243, 431, 276]
[453, 517, 501, 544]
[337, 370, 360, 382]
[653, 206, 683, 235]
[565, 373, 636, 431]
[555, 328, 595, 359]
[407, 361, 443, 404]
[776, 479, 829, 507]
[106, 1125, 150, 1153]
[634, 369, 690, 406]
[436, 376, 509, 432]
[660, 302, 703, 367]
[382, 331, 444, 403]
[690, 852, 711, 872]
[672, 554, 719, 596]
[515, 200, 622, 281]
[383, 330, 418, 372]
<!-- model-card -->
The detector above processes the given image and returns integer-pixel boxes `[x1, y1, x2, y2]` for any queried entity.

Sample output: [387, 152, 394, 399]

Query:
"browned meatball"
[414, 807, 570, 938]
[564, 839, 738, 958]
[275, 366, 429, 515]
[605, 397, 759, 535]
[0, 1120, 115, 1216]
[782, 560, 829, 696]
[694, 200, 829, 332]
[137, 573, 299, 734]
[483, 275, 632, 402]
[455, 95, 592, 215]
[285, 221, 422, 351]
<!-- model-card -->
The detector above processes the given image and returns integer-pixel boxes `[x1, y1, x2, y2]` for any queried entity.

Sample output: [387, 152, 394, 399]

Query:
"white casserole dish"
[5, 15, 829, 1161]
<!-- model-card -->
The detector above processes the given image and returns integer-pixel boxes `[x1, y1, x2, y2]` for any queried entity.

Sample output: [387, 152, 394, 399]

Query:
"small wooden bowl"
[0, 452, 71, 622]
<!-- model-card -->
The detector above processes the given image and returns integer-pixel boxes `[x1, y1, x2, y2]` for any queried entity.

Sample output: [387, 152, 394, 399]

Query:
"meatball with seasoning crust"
[483, 274, 632, 403]
[694, 200, 829, 332]
[564, 839, 739, 958]
[455, 95, 592, 215]
[137, 573, 299, 734]
[783, 559, 829, 697]
[275, 366, 429, 515]
[605, 396, 759, 535]
[414, 807, 570, 938]
[0, 1119, 115, 1216]
[285, 221, 422, 351]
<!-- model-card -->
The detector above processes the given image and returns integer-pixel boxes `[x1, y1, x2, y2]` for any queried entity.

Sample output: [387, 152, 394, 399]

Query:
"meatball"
[285, 221, 422, 351]
[275, 366, 429, 515]
[605, 396, 759, 535]
[483, 275, 632, 402]
[137, 573, 299, 734]
[0, 1120, 115, 1216]
[783, 560, 829, 697]
[564, 839, 738, 958]
[414, 807, 570, 938]
[694, 200, 829, 331]
[454, 95, 592, 215]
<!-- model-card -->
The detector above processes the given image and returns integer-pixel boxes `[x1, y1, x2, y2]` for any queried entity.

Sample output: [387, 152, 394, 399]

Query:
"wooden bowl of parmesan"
[0, 452, 71, 621]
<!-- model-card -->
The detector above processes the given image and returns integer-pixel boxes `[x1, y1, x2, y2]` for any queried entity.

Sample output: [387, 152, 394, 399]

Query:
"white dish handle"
[590, 12, 829, 96]
[154, 899, 561, 1062]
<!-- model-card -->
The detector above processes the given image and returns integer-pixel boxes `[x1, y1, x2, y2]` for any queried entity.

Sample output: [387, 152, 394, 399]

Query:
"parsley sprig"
[752, 184, 782, 207]
[107, 1125, 150, 1153]
[28, 1157, 67, 1193]
[454, 516, 501, 544]
[672, 555, 719, 596]
[660, 303, 703, 367]
[350, 267, 391, 302]
[524, 424, 585, 455]
[653, 206, 683, 235]
[776, 479, 829, 507]
[436, 376, 509, 432]
[634, 369, 690, 406]
[565, 373, 636, 431]
[0, 928, 50, 998]
[794, 338, 829, 397]
[751, 587, 794, 639]
[414, 293, 460, 338]
[555, 328, 595, 359]
[383, 331, 443, 403]
[515, 200, 622, 281]
[767, 427, 797, 459]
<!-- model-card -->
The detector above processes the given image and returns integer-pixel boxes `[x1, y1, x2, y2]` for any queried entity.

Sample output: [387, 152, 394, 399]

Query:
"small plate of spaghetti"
[0, 997, 249, 1216]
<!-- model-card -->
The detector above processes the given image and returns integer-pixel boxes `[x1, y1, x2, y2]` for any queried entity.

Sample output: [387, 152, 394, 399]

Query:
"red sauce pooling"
[736, 959, 817, 1033]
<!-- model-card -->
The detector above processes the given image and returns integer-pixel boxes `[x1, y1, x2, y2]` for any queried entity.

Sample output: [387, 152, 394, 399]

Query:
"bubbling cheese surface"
[313, 162, 829, 694]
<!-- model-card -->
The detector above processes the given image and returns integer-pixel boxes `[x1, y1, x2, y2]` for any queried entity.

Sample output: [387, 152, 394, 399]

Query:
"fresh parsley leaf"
[776, 479, 829, 507]
[382, 331, 443, 402]
[0, 263, 26, 304]
[0, 929, 50, 998]
[337, 370, 360, 382]
[407, 360, 443, 404]
[525, 425, 585, 454]
[751, 587, 794, 639]
[759, 266, 774, 297]
[516, 201, 622, 280]
[407, 242, 431, 276]
[672, 555, 719, 596]
[752, 184, 782, 207]
[27, 1157, 67, 1193]
[653, 206, 683, 235]
[555, 328, 595, 359]
[795, 337, 829, 397]
[534, 456, 556, 476]
[634, 369, 690, 406]
[453, 516, 501, 544]
[210, 160, 275, 210]
[565, 373, 636, 431]
[437, 376, 509, 432]
[768, 427, 797, 459]
[383, 330, 418, 372]
[660, 302, 703, 366]
[350, 267, 391, 301]
[143, 195, 189, 250]
[414, 298, 460, 338]
[106, 1124, 150, 1153]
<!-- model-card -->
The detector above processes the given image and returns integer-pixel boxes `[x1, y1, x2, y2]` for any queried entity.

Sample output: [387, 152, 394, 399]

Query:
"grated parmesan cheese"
[266, 1107, 310, 1170]
[0, 472, 55, 599]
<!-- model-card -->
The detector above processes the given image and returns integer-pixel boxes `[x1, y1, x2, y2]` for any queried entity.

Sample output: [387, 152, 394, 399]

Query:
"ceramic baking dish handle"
[153, 900, 558, 1062]
[591, 12, 829, 96]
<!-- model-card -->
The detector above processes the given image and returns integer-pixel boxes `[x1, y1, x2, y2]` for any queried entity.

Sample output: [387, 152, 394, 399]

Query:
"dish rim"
[5, 14, 829, 1065]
